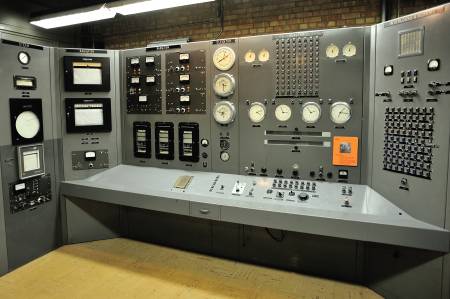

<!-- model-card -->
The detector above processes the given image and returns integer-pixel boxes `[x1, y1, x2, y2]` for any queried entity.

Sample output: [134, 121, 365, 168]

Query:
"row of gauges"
[244, 49, 270, 63]
[213, 101, 351, 125]
[325, 42, 357, 58]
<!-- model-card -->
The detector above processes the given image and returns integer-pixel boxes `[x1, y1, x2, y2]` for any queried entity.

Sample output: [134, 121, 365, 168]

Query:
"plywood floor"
[0, 238, 382, 299]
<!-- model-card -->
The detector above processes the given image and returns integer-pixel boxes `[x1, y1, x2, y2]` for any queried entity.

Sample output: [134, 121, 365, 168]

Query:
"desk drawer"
[190, 202, 220, 220]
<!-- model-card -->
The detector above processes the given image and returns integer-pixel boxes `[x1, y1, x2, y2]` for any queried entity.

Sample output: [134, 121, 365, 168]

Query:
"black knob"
[202, 152, 208, 159]
[309, 171, 315, 177]
[261, 167, 267, 173]
[327, 172, 333, 178]
[276, 168, 283, 175]
[292, 170, 299, 176]
[298, 193, 309, 201]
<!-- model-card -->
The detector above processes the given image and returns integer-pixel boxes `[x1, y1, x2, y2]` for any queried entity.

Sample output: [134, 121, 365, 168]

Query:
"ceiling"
[21, 0, 113, 17]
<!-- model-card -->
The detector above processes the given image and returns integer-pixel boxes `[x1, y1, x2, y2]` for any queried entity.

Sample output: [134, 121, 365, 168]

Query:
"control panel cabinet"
[121, 42, 212, 171]
[0, 39, 60, 274]
[56, 49, 120, 181]
[371, 7, 450, 227]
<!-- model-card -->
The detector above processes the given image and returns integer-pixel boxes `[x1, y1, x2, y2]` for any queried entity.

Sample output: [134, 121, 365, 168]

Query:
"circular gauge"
[213, 73, 235, 97]
[258, 49, 270, 62]
[18, 51, 30, 65]
[244, 50, 256, 63]
[326, 44, 339, 58]
[301, 102, 321, 124]
[248, 102, 266, 123]
[213, 46, 236, 71]
[343, 43, 357, 57]
[15, 111, 40, 139]
[220, 151, 230, 162]
[213, 101, 236, 124]
[275, 104, 292, 122]
[330, 102, 352, 124]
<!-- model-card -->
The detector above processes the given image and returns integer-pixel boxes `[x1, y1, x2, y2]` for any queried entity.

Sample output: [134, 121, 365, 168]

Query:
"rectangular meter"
[179, 74, 190, 83]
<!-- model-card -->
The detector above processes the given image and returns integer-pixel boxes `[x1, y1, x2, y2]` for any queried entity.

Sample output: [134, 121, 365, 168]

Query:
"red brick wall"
[91, 0, 446, 49]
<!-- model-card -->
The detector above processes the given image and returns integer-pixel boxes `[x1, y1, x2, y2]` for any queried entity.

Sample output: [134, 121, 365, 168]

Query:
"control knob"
[298, 193, 309, 201]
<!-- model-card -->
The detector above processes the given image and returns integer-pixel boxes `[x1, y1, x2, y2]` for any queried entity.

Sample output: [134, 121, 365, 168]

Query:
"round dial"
[258, 49, 270, 62]
[326, 44, 339, 58]
[301, 102, 321, 124]
[213, 73, 235, 97]
[244, 50, 256, 63]
[330, 102, 352, 124]
[274, 104, 292, 122]
[343, 43, 357, 57]
[18, 51, 30, 65]
[15, 111, 40, 139]
[213, 101, 236, 124]
[248, 102, 266, 123]
[220, 151, 230, 162]
[213, 46, 236, 71]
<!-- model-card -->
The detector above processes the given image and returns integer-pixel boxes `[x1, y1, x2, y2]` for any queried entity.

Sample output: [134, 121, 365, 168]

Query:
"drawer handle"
[199, 209, 210, 214]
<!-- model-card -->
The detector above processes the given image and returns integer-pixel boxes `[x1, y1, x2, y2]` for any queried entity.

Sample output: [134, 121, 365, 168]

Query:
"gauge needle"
[308, 108, 313, 114]
[222, 83, 226, 91]
[218, 54, 229, 63]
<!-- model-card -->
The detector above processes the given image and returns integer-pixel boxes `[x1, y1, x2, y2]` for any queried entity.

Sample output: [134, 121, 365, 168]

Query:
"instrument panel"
[121, 28, 369, 183]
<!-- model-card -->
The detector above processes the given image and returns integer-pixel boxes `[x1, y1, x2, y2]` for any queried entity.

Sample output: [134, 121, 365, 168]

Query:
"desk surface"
[61, 165, 450, 252]
[0, 238, 382, 299]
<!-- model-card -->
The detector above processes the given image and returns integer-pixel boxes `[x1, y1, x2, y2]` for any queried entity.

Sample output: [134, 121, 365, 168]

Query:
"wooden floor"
[0, 238, 382, 299]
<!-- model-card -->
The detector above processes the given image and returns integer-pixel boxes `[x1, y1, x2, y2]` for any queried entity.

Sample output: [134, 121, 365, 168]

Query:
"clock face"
[213, 47, 236, 71]
[274, 104, 292, 122]
[343, 43, 357, 57]
[301, 102, 321, 124]
[213, 73, 235, 97]
[330, 102, 351, 124]
[16, 111, 40, 139]
[213, 101, 236, 124]
[18, 51, 30, 65]
[248, 102, 266, 123]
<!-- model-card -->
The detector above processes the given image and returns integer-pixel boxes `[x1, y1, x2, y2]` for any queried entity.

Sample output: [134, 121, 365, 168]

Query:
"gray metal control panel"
[0, 39, 60, 274]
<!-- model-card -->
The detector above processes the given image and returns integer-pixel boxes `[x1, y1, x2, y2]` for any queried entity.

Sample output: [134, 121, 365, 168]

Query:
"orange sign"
[332, 136, 359, 167]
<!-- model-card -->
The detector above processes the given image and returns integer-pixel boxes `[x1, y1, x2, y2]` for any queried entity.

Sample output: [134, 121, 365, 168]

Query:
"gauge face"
[248, 102, 266, 123]
[326, 44, 339, 58]
[258, 49, 270, 62]
[301, 102, 321, 124]
[275, 104, 292, 122]
[18, 51, 30, 65]
[213, 101, 236, 124]
[244, 50, 256, 63]
[16, 111, 40, 139]
[343, 43, 357, 57]
[213, 46, 236, 71]
[213, 73, 235, 97]
[330, 102, 351, 124]
[220, 151, 230, 162]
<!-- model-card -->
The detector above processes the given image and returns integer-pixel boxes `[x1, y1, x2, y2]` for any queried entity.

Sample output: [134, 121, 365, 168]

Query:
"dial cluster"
[245, 101, 352, 124]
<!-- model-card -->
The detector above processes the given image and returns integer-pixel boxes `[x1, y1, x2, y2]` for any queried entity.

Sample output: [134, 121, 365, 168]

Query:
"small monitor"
[65, 98, 112, 133]
[17, 144, 45, 179]
[63, 56, 110, 92]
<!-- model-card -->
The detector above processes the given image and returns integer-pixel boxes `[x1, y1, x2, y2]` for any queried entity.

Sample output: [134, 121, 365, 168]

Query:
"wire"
[265, 228, 286, 242]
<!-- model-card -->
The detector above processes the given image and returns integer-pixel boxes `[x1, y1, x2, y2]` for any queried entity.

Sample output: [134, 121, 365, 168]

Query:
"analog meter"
[330, 102, 351, 124]
[258, 49, 270, 62]
[213, 101, 236, 124]
[16, 111, 40, 139]
[275, 104, 292, 122]
[18, 51, 30, 65]
[248, 102, 266, 123]
[213, 46, 236, 71]
[301, 102, 321, 124]
[213, 73, 235, 97]
[343, 43, 357, 57]
[326, 44, 339, 58]
[244, 50, 256, 63]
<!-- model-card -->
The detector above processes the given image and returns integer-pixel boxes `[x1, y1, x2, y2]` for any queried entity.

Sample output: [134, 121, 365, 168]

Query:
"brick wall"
[91, 0, 447, 49]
